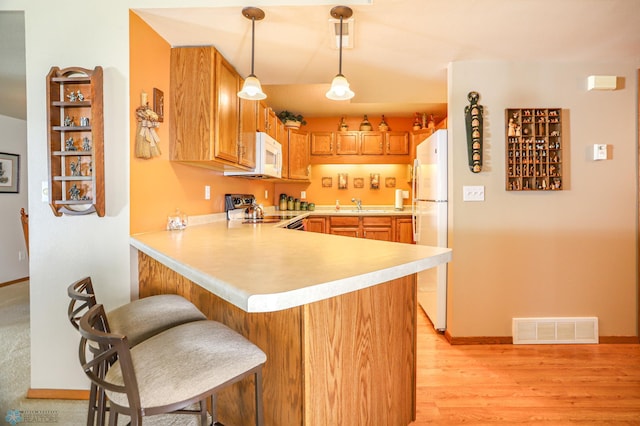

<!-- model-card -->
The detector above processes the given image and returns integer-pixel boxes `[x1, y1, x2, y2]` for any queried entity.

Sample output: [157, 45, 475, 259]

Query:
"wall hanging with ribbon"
[135, 90, 161, 159]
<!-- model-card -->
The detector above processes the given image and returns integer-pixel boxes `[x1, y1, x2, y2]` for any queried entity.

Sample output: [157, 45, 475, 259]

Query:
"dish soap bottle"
[335, 199, 340, 211]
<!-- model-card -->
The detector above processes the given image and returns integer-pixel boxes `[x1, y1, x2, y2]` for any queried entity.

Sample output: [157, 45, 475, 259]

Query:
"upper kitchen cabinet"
[238, 95, 257, 169]
[170, 46, 248, 170]
[310, 130, 410, 164]
[287, 128, 310, 180]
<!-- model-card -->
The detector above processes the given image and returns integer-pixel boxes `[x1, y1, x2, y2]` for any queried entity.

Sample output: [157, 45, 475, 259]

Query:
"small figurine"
[64, 116, 74, 127]
[67, 91, 77, 102]
[65, 137, 77, 151]
[80, 117, 90, 127]
[69, 184, 81, 201]
[76, 91, 84, 101]
[70, 157, 82, 176]
[82, 137, 91, 151]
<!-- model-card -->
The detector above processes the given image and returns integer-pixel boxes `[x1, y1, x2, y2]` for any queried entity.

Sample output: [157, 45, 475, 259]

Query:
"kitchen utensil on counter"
[245, 202, 264, 219]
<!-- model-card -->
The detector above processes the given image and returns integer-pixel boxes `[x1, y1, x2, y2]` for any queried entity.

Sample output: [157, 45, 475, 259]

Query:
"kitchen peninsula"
[130, 218, 451, 425]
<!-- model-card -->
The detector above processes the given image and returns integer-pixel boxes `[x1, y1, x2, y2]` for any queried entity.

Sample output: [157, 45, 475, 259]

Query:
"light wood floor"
[413, 309, 640, 424]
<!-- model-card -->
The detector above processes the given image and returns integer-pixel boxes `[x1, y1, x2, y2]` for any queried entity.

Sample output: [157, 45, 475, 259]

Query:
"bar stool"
[78, 304, 266, 426]
[67, 276, 207, 425]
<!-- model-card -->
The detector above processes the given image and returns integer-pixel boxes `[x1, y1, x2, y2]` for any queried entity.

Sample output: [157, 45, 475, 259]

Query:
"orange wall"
[129, 12, 274, 234]
[274, 116, 415, 207]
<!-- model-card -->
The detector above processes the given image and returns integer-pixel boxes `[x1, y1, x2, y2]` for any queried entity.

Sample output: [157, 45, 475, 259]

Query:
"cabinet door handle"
[387, 141, 390, 151]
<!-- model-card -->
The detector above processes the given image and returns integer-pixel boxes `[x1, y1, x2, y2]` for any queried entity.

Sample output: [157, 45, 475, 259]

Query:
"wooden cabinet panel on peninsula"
[310, 131, 410, 164]
[46, 66, 104, 217]
[170, 46, 252, 170]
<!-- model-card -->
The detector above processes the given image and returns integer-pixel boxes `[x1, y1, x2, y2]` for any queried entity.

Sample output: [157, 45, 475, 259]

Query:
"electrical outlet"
[301, 191, 306, 199]
[593, 144, 607, 160]
[265, 189, 269, 199]
[204, 185, 211, 200]
[18, 250, 26, 261]
[463, 185, 485, 202]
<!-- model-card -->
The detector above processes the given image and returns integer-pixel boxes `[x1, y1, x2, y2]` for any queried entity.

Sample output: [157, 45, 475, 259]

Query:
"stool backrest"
[78, 304, 142, 412]
[67, 277, 99, 331]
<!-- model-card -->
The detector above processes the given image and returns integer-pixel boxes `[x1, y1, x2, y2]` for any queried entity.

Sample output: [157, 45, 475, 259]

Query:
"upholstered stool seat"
[79, 304, 266, 425]
[105, 294, 207, 347]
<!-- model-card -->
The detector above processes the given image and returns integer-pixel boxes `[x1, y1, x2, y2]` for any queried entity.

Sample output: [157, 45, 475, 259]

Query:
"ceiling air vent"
[512, 317, 598, 344]
[329, 17, 354, 49]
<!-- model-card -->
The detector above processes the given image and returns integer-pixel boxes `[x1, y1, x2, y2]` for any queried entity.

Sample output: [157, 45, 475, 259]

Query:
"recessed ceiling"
[1, 1, 639, 122]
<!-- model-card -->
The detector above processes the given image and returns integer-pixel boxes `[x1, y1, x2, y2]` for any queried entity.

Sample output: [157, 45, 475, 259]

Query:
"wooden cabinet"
[257, 101, 267, 133]
[310, 131, 410, 164]
[305, 217, 327, 233]
[386, 131, 410, 155]
[275, 119, 288, 179]
[362, 216, 393, 241]
[46, 66, 104, 217]
[360, 132, 384, 155]
[328, 216, 393, 241]
[238, 95, 257, 169]
[335, 131, 359, 155]
[170, 46, 249, 170]
[266, 107, 278, 139]
[312, 215, 412, 243]
[310, 132, 334, 156]
[287, 129, 310, 180]
[395, 217, 414, 244]
[505, 108, 563, 191]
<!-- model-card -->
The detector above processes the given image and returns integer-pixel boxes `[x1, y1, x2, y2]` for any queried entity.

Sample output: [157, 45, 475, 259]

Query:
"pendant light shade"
[326, 6, 355, 101]
[238, 7, 267, 101]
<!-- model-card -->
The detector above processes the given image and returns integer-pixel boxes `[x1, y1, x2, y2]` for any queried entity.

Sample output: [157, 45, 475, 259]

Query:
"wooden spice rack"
[505, 108, 562, 191]
[46, 66, 104, 216]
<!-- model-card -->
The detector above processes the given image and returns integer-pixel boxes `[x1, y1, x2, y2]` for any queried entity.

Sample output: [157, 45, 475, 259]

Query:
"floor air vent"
[512, 317, 598, 344]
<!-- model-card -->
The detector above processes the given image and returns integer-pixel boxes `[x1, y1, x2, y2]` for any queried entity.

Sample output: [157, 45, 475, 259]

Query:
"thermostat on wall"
[593, 144, 608, 161]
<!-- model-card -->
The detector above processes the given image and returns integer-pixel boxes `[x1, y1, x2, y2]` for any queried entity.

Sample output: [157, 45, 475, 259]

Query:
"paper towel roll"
[395, 189, 403, 210]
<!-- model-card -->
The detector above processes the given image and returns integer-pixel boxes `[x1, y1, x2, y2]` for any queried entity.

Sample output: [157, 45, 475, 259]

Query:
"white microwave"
[224, 132, 282, 179]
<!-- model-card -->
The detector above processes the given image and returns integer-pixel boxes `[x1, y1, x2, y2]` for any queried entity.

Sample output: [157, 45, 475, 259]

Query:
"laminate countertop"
[130, 218, 451, 313]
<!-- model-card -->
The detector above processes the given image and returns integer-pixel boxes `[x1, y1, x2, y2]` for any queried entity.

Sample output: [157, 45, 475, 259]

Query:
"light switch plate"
[463, 185, 485, 202]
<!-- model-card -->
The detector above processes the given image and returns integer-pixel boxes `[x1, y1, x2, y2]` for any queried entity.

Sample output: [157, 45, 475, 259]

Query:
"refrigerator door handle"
[412, 158, 419, 242]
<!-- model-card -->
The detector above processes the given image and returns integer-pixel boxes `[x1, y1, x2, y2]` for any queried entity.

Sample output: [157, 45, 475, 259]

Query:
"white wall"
[447, 61, 638, 338]
[0, 114, 29, 283]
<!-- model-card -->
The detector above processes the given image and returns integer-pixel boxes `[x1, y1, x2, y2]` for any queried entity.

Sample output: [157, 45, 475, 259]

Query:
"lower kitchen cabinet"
[395, 217, 415, 244]
[305, 216, 326, 233]
[326, 216, 395, 241]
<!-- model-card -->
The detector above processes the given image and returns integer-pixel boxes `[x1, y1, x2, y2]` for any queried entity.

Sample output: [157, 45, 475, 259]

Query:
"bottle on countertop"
[335, 199, 340, 211]
[279, 194, 288, 211]
[287, 196, 294, 211]
[294, 198, 301, 211]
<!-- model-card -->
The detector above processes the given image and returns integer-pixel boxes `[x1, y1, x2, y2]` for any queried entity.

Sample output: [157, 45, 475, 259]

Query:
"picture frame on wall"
[0, 152, 19, 193]
[153, 87, 164, 122]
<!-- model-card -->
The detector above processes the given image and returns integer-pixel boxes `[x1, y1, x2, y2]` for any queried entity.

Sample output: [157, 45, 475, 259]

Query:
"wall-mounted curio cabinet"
[505, 108, 562, 191]
[46, 66, 104, 216]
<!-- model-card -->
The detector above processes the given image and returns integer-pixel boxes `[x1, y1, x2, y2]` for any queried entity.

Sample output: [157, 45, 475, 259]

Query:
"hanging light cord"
[249, 15, 256, 77]
[337, 14, 344, 75]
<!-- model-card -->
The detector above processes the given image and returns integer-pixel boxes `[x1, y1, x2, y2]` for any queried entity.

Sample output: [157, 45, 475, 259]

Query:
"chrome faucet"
[351, 197, 362, 211]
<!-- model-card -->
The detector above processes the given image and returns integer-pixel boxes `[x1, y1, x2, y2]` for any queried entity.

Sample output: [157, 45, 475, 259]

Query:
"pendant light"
[326, 6, 355, 101]
[238, 7, 267, 100]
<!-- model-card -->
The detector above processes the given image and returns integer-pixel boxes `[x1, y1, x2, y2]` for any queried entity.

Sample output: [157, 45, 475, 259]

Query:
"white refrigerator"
[412, 129, 448, 331]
